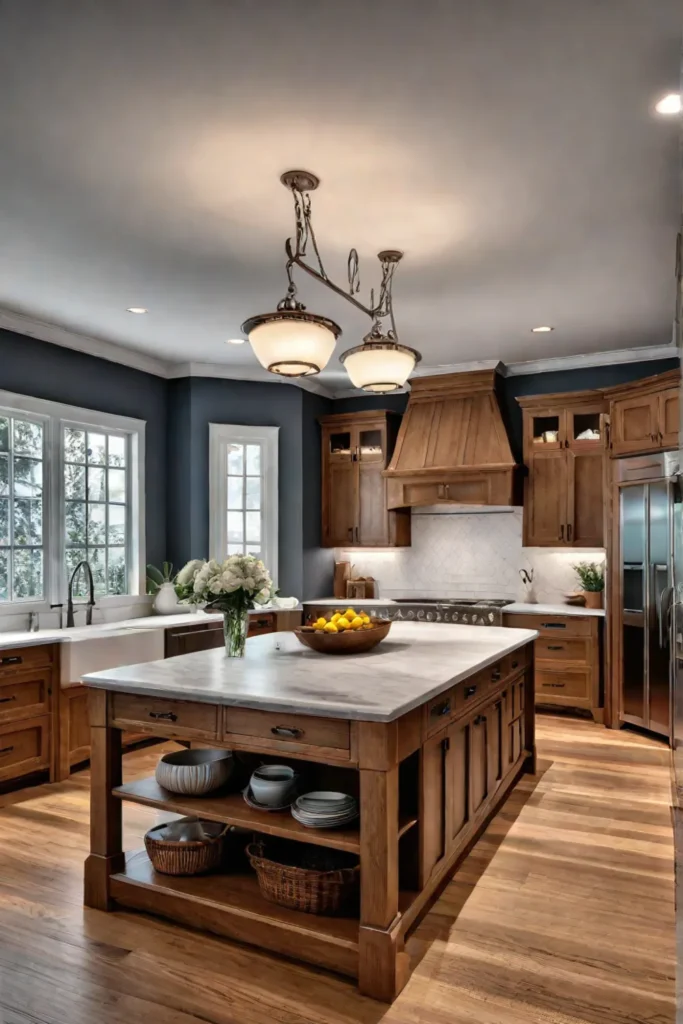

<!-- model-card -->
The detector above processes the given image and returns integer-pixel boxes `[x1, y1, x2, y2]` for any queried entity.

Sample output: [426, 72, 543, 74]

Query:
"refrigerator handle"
[659, 583, 674, 649]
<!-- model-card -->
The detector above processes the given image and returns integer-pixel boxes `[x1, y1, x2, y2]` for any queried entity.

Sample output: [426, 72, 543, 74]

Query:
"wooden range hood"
[384, 368, 521, 508]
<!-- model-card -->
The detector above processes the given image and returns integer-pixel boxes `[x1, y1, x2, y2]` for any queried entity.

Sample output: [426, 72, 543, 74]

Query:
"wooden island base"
[84, 640, 535, 1002]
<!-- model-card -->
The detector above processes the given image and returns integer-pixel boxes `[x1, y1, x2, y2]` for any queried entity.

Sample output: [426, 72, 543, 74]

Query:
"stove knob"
[426, 612, 434, 621]
[407, 610, 415, 620]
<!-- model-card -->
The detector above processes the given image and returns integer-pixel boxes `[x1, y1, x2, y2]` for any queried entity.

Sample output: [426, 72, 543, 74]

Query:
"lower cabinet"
[0, 714, 51, 783]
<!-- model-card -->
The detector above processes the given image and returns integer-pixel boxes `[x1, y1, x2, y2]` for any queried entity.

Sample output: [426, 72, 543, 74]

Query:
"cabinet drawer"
[110, 694, 219, 739]
[0, 715, 50, 781]
[222, 707, 350, 757]
[535, 668, 590, 701]
[0, 644, 55, 679]
[536, 637, 589, 665]
[248, 613, 275, 637]
[426, 688, 458, 734]
[0, 670, 51, 724]
[506, 613, 593, 637]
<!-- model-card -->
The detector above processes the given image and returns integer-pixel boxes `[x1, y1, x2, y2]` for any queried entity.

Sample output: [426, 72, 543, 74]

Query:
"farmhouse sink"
[60, 627, 165, 686]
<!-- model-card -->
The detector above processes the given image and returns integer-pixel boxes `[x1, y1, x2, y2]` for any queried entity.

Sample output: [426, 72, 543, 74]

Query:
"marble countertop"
[83, 621, 538, 723]
[0, 606, 302, 652]
[504, 602, 605, 618]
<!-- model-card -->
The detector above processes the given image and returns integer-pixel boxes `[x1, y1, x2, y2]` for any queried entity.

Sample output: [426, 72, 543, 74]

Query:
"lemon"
[331, 612, 341, 623]
[344, 608, 356, 620]
[350, 616, 364, 630]
[314, 617, 327, 628]
[323, 622, 338, 633]
[337, 616, 351, 630]
[361, 614, 370, 624]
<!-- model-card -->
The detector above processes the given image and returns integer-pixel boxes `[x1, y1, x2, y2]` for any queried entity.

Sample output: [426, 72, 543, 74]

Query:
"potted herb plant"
[572, 561, 605, 610]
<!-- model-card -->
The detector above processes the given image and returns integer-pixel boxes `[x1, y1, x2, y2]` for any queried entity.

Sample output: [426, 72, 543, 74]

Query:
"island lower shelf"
[84, 632, 536, 1003]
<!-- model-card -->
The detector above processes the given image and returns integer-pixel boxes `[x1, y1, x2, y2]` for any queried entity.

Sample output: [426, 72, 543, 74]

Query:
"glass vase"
[222, 608, 249, 657]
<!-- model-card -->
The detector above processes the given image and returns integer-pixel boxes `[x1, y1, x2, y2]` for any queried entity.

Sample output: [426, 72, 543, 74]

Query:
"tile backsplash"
[336, 507, 605, 604]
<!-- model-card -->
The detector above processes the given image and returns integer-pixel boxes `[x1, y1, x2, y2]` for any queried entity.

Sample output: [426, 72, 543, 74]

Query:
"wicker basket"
[145, 822, 228, 876]
[247, 841, 359, 915]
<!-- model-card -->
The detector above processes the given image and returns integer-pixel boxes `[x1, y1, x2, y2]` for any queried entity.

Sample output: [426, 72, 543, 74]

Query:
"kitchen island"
[83, 621, 537, 1001]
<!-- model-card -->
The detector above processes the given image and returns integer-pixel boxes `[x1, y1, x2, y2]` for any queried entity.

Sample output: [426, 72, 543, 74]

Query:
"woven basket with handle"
[246, 842, 359, 915]
[145, 822, 228, 876]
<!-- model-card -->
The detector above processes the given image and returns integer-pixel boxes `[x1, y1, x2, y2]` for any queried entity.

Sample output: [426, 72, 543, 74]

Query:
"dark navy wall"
[301, 390, 333, 598]
[0, 328, 168, 567]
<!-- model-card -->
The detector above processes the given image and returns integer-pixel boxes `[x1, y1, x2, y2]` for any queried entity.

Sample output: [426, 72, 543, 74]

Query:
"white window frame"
[209, 423, 278, 586]
[0, 389, 146, 612]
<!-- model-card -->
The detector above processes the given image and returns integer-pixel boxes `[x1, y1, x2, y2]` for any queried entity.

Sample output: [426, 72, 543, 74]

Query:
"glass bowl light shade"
[241, 310, 341, 377]
[340, 337, 421, 393]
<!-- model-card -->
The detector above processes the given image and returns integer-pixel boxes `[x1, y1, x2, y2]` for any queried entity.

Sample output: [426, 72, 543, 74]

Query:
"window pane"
[107, 547, 126, 595]
[108, 435, 126, 467]
[227, 511, 244, 543]
[246, 445, 261, 475]
[13, 548, 43, 599]
[0, 419, 8, 452]
[65, 548, 87, 596]
[246, 545, 261, 559]
[0, 455, 7, 496]
[65, 502, 86, 545]
[0, 499, 8, 545]
[0, 551, 7, 600]
[13, 457, 42, 498]
[87, 433, 106, 465]
[87, 504, 106, 545]
[64, 428, 86, 463]
[13, 419, 42, 457]
[89, 547, 106, 595]
[108, 468, 126, 503]
[13, 499, 42, 546]
[246, 477, 260, 509]
[227, 476, 243, 510]
[87, 467, 106, 501]
[227, 444, 244, 475]
[65, 462, 86, 499]
[245, 511, 261, 543]
[227, 543, 244, 555]
[108, 505, 126, 545]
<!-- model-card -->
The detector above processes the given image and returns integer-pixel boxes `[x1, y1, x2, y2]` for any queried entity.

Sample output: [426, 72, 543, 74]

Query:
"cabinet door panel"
[420, 727, 448, 884]
[469, 713, 488, 817]
[446, 718, 469, 847]
[486, 698, 504, 794]
[525, 451, 567, 546]
[358, 464, 388, 546]
[325, 462, 358, 546]
[567, 450, 603, 547]
[611, 396, 657, 455]
[659, 388, 679, 449]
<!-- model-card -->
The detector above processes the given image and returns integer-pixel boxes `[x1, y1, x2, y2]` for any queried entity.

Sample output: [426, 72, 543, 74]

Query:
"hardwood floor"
[0, 715, 674, 1023]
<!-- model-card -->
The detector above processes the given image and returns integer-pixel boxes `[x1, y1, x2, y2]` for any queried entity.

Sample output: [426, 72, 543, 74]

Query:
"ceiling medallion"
[241, 170, 421, 390]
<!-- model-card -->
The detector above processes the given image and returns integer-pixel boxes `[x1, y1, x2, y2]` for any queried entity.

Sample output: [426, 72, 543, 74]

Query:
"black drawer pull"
[491, 668, 501, 681]
[511, 660, 519, 669]
[0, 746, 14, 755]
[254, 619, 270, 627]
[431, 699, 451, 718]
[473, 714, 486, 725]
[271, 726, 302, 739]
[541, 623, 566, 629]
[0, 696, 16, 704]
[0, 656, 22, 666]
[542, 682, 565, 689]
[464, 684, 477, 699]
[547, 645, 564, 650]
[148, 711, 178, 722]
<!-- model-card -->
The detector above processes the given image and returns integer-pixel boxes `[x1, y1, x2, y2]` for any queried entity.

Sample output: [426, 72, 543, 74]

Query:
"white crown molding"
[0, 305, 172, 378]
[504, 343, 678, 376]
[169, 361, 335, 398]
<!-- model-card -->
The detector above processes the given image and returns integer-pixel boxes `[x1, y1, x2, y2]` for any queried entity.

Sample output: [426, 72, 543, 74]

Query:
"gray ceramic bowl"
[249, 765, 297, 806]
[155, 748, 234, 796]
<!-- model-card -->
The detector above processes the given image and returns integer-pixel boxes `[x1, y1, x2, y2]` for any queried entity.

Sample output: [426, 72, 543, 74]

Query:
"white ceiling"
[0, 1, 680, 392]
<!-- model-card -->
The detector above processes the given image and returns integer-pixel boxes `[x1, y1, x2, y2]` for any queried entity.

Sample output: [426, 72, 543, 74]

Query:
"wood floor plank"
[0, 717, 674, 1023]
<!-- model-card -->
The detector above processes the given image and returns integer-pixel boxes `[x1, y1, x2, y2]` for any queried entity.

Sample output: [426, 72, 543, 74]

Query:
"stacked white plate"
[291, 791, 358, 829]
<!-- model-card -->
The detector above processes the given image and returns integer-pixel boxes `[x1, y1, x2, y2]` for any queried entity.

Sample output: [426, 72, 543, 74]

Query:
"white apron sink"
[60, 627, 164, 686]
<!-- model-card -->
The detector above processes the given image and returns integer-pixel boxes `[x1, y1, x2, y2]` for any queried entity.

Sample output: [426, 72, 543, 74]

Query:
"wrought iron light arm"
[280, 171, 402, 339]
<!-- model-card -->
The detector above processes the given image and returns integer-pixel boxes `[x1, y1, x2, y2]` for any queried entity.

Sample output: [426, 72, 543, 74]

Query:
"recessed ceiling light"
[655, 93, 681, 115]
[226, 337, 246, 345]
[126, 307, 148, 314]
[531, 325, 554, 333]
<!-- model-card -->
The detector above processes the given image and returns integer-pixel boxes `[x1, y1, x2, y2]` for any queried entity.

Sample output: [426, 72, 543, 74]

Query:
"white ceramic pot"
[154, 581, 179, 615]
[155, 748, 234, 795]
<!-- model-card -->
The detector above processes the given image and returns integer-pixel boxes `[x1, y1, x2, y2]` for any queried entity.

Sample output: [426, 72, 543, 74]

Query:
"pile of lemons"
[312, 608, 373, 634]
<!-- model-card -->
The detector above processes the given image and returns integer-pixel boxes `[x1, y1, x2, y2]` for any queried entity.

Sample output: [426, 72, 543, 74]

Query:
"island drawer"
[110, 694, 219, 739]
[0, 644, 55, 679]
[535, 637, 589, 665]
[425, 687, 459, 734]
[505, 613, 593, 637]
[535, 667, 590, 701]
[222, 707, 350, 757]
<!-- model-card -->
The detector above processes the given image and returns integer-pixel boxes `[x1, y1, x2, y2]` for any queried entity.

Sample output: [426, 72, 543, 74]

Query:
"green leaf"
[146, 563, 165, 586]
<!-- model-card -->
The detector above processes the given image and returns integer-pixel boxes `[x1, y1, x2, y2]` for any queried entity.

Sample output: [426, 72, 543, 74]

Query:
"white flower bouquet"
[175, 556, 273, 656]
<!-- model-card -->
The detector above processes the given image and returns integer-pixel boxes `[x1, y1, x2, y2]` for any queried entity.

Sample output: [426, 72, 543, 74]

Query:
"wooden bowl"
[294, 619, 391, 655]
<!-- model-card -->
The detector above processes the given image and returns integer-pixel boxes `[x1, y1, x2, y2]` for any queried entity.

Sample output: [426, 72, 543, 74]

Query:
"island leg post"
[358, 759, 408, 1001]
[84, 689, 124, 911]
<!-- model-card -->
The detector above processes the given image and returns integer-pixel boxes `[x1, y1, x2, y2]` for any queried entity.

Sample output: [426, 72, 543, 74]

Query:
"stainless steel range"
[369, 598, 513, 627]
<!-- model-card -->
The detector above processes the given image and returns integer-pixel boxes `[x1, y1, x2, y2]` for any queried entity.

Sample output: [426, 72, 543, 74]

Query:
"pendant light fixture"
[241, 170, 421, 391]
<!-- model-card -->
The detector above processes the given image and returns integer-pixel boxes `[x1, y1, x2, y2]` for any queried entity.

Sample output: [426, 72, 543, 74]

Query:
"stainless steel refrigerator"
[617, 451, 681, 740]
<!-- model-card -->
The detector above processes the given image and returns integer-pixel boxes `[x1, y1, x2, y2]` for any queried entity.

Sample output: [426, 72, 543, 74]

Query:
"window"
[209, 424, 278, 581]
[0, 390, 145, 609]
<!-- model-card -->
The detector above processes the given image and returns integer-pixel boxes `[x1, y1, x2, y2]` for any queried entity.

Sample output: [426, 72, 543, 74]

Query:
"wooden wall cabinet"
[518, 390, 607, 548]
[320, 411, 410, 548]
[605, 370, 680, 457]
